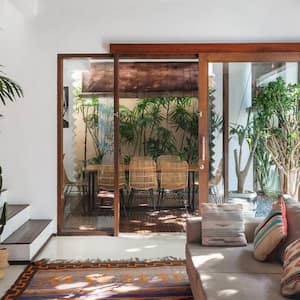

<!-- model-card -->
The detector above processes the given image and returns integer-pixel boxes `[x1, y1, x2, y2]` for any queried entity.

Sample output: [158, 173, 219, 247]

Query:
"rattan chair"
[157, 160, 189, 210]
[209, 159, 223, 203]
[128, 157, 157, 210]
[63, 166, 87, 214]
[97, 165, 127, 216]
[157, 155, 180, 166]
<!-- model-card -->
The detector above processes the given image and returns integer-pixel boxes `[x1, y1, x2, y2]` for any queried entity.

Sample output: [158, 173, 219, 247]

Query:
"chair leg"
[149, 189, 155, 210]
[128, 188, 135, 214]
[160, 189, 165, 210]
[120, 188, 127, 217]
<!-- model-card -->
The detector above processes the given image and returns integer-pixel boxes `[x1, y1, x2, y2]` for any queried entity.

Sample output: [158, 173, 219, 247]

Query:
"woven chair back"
[159, 160, 188, 191]
[157, 155, 180, 169]
[129, 157, 157, 190]
[98, 165, 126, 191]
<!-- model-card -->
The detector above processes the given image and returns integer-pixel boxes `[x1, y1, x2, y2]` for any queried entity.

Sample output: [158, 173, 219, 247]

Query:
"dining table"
[83, 163, 198, 214]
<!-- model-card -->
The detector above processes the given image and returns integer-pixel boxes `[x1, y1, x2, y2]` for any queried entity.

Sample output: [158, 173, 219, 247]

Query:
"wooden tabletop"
[83, 164, 198, 172]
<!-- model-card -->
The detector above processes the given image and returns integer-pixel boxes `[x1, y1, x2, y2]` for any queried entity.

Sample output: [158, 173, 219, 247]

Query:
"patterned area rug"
[3, 260, 193, 299]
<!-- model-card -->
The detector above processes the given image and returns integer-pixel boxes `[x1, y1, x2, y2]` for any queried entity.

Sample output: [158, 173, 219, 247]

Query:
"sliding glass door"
[117, 57, 201, 233]
[58, 55, 117, 235]
[206, 56, 299, 215]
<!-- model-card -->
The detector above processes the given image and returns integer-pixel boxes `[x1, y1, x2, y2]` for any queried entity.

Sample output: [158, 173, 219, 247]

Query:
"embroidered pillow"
[201, 203, 247, 246]
[253, 198, 287, 261]
[281, 239, 300, 297]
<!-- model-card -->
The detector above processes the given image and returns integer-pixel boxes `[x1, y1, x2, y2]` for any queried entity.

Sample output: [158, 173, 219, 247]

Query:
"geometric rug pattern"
[2, 260, 193, 299]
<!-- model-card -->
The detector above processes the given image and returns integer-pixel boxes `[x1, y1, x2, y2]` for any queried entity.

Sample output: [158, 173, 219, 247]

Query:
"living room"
[0, 0, 300, 299]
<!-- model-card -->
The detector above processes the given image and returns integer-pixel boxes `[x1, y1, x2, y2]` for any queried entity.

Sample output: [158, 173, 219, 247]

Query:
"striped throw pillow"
[253, 198, 287, 261]
[201, 203, 247, 246]
[281, 239, 300, 297]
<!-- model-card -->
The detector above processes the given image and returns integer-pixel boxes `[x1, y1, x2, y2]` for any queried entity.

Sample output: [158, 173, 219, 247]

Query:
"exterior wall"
[1, 0, 300, 232]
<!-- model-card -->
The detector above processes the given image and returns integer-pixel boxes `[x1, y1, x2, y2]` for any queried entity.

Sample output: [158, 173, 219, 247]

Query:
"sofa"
[186, 216, 287, 300]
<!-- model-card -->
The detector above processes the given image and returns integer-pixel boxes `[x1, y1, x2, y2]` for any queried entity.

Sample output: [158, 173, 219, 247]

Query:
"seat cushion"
[187, 243, 282, 274]
[200, 272, 285, 300]
[186, 243, 284, 300]
[254, 198, 287, 261]
[281, 239, 300, 297]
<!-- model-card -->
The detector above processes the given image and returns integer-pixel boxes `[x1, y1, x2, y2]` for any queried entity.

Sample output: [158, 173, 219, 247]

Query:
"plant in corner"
[252, 77, 300, 200]
[0, 66, 23, 278]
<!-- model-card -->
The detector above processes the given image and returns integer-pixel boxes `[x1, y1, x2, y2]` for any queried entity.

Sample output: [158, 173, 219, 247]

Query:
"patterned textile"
[201, 203, 247, 246]
[2, 259, 193, 300]
[281, 239, 300, 297]
[253, 198, 287, 261]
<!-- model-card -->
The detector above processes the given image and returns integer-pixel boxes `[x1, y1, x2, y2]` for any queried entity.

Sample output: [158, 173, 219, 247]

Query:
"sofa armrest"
[186, 217, 202, 244]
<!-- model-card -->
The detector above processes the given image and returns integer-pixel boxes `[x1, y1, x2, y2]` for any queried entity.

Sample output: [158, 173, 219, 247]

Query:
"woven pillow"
[253, 198, 287, 261]
[281, 239, 300, 297]
[201, 203, 247, 246]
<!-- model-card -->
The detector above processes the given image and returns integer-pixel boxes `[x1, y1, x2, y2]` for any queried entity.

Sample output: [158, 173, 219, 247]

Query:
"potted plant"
[252, 77, 300, 200]
[229, 111, 259, 200]
[0, 66, 23, 278]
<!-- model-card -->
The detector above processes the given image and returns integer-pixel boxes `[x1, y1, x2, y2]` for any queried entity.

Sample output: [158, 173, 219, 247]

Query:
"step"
[2, 219, 53, 261]
[0, 205, 30, 242]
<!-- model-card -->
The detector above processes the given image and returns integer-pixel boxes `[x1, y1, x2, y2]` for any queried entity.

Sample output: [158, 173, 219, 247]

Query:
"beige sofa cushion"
[186, 243, 284, 300]
[187, 243, 282, 274]
[199, 272, 284, 300]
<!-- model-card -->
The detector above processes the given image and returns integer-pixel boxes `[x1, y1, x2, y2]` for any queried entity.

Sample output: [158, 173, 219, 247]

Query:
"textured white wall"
[0, 0, 300, 232]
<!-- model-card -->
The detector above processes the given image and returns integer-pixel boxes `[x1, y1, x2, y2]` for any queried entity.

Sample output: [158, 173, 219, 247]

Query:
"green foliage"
[252, 77, 300, 197]
[0, 66, 23, 236]
[0, 67, 23, 105]
[74, 88, 113, 165]
[253, 77, 300, 153]
[0, 202, 7, 235]
[119, 96, 199, 162]
[0, 165, 2, 192]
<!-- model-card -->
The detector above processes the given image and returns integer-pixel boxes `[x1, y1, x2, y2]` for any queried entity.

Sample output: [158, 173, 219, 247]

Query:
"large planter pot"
[0, 248, 9, 279]
[228, 191, 257, 217]
[255, 193, 277, 218]
[0, 189, 7, 208]
[228, 191, 257, 201]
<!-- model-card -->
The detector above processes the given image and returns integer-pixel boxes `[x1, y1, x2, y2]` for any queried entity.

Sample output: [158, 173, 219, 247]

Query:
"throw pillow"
[253, 197, 287, 261]
[201, 203, 247, 246]
[278, 195, 300, 262]
[281, 239, 300, 298]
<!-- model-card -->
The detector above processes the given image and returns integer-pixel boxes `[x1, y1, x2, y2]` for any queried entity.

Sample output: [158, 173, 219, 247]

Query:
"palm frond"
[0, 70, 23, 105]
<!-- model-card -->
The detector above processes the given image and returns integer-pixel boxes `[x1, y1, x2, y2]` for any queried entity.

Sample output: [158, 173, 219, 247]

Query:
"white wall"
[1, 0, 300, 232]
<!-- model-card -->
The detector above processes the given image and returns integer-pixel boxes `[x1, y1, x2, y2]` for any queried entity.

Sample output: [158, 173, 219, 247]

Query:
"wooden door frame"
[111, 43, 300, 208]
[57, 53, 118, 236]
[202, 51, 300, 203]
[57, 44, 300, 235]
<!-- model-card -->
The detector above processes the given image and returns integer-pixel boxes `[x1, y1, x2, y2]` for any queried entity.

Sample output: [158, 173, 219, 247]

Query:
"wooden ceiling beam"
[110, 43, 300, 55]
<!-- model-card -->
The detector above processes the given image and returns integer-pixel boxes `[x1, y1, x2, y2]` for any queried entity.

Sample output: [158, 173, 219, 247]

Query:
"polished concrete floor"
[0, 233, 186, 297]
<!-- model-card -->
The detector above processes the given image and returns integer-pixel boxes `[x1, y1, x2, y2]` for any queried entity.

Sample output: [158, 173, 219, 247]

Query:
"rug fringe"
[37, 256, 185, 264]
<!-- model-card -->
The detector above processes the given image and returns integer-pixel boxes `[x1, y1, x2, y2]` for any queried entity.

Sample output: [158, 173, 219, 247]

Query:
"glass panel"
[210, 61, 299, 216]
[62, 57, 114, 233]
[208, 63, 224, 204]
[118, 58, 199, 233]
